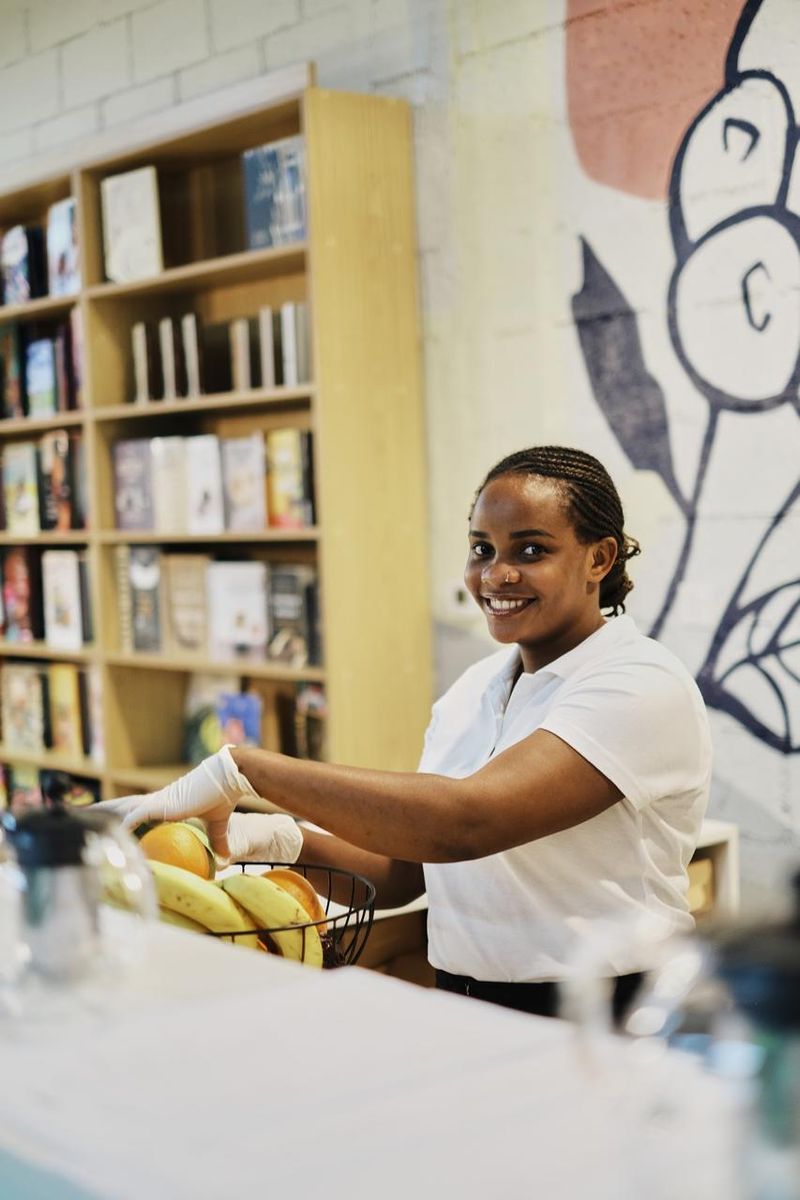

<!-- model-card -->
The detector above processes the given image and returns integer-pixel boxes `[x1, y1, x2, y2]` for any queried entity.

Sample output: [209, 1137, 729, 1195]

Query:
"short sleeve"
[539, 660, 711, 809]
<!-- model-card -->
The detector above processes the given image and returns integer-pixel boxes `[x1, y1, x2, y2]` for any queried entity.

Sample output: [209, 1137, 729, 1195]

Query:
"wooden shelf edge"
[85, 242, 307, 300]
[0, 411, 85, 435]
[92, 387, 314, 421]
[103, 652, 325, 681]
[0, 293, 78, 323]
[0, 640, 94, 662]
[0, 744, 104, 778]
[95, 528, 319, 544]
[0, 531, 90, 545]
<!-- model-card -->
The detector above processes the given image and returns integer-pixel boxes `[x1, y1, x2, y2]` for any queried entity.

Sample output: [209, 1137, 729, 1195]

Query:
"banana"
[150, 861, 260, 949]
[159, 906, 207, 933]
[221, 873, 324, 967]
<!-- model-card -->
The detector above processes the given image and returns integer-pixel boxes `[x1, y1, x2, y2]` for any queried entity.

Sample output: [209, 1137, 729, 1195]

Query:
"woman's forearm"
[299, 829, 425, 909]
[230, 747, 474, 862]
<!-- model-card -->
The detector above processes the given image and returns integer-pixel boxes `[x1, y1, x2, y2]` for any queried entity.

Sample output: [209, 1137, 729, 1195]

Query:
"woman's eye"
[470, 542, 491, 558]
[521, 543, 544, 558]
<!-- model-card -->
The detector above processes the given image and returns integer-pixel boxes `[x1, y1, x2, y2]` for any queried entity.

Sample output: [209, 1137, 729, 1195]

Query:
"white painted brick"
[29, 0, 102, 53]
[102, 0, 172, 17]
[178, 43, 261, 101]
[132, 0, 210, 82]
[0, 125, 34, 170]
[454, 0, 562, 58]
[208, 0, 298, 53]
[103, 76, 175, 126]
[0, 4, 27, 67]
[265, 6, 352, 71]
[33, 102, 100, 153]
[0, 49, 59, 134]
[62, 20, 130, 107]
[301, 0, 341, 15]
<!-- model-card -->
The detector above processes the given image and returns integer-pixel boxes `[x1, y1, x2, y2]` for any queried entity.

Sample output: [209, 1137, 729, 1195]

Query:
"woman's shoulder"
[433, 645, 518, 710]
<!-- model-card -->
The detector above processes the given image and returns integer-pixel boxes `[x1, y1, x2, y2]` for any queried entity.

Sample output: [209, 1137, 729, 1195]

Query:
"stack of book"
[114, 551, 321, 668]
[1, 430, 87, 534]
[0, 659, 102, 762]
[112, 428, 313, 533]
[0, 196, 80, 306]
[243, 134, 306, 249]
[129, 300, 310, 402]
[0, 764, 100, 816]
[0, 310, 82, 418]
[0, 545, 93, 649]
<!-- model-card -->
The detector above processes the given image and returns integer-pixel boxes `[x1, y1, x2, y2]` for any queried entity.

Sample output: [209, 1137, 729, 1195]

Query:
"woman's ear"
[588, 537, 618, 582]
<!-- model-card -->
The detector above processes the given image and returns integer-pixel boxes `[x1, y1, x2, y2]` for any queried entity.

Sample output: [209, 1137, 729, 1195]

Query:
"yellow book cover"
[48, 662, 83, 757]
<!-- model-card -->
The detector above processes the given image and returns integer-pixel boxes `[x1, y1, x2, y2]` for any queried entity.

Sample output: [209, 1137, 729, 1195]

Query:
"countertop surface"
[0, 919, 739, 1200]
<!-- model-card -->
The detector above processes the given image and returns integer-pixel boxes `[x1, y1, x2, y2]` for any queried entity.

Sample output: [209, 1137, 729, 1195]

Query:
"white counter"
[0, 924, 739, 1200]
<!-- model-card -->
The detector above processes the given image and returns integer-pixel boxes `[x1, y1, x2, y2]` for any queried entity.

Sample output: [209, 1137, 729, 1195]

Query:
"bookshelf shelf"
[84, 244, 307, 302]
[103, 651, 325, 681]
[0, 293, 77, 323]
[0, 641, 94, 663]
[0, 75, 432, 808]
[92, 386, 314, 422]
[96, 528, 319, 544]
[0, 411, 85, 435]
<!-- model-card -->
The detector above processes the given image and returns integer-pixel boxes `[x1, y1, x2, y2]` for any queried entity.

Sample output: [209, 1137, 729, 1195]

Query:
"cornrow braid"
[471, 446, 641, 615]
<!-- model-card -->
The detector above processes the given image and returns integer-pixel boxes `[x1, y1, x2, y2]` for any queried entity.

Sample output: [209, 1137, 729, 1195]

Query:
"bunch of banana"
[221, 873, 324, 968]
[150, 860, 260, 949]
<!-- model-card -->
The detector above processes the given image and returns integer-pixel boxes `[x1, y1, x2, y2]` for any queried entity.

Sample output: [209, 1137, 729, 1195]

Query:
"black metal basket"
[208, 862, 375, 968]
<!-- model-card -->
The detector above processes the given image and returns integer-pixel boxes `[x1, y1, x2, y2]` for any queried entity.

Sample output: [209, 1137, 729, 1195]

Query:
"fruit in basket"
[264, 868, 327, 935]
[221, 873, 323, 967]
[158, 907, 207, 933]
[140, 822, 215, 880]
[150, 861, 259, 948]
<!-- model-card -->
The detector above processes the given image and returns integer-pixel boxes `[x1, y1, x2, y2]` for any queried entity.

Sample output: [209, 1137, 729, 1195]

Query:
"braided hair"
[472, 446, 641, 615]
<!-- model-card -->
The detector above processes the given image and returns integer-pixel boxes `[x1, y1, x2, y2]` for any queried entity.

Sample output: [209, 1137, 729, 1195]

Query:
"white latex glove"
[224, 813, 303, 865]
[95, 746, 264, 857]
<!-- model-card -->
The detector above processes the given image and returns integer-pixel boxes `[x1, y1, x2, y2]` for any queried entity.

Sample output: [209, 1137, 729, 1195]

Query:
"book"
[41, 548, 83, 651]
[184, 435, 224, 535]
[113, 438, 154, 530]
[7, 763, 43, 816]
[229, 316, 260, 391]
[199, 320, 232, 393]
[69, 306, 84, 408]
[150, 435, 187, 533]
[242, 135, 306, 249]
[24, 336, 57, 416]
[129, 545, 162, 653]
[82, 664, 104, 763]
[39, 769, 99, 808]
[181, 313, 204, 396]
[294, 683, 327, 761]
[131, 320, 163, 403]
[100, 165, 164, 283]
[158, 315, 187, 400]
[216, 690, 262, 747]
[46, 197, 80, 296]
[2, 546, 43, 642]
[0, 323, 25, 417]
[53, 321, 74, 411]
[70, 433, 88, 530]
[2, 663, 47, 753]
[267, 564, 320, 668]
[206, 560, 268, 661]
[265, 427, 313, 529]
[161, 553, 210, 657]
[3, 441, 40, 535]
[221, 432, 267, 530]
[1, 225, 46, 305]
[258, 306, 276, 388]
[114, 544, 133, 653]
[182, 670, 240, 764]
[280, 301, 310, 386]
[47, 662, 84, 758]
[78, 551, 92, 643]
[38, 429, 75, 531]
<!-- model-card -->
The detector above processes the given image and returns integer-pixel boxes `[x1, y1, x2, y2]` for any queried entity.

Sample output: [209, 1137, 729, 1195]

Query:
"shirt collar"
[484, 614, 637, 691]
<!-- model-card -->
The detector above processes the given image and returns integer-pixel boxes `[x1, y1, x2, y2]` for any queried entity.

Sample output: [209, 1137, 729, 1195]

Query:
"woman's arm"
[299, 828, 425, 909]
[232, 730, 622, 863]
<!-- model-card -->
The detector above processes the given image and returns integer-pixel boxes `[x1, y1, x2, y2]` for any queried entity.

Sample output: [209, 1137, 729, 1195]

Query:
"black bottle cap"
[717, 869, 800, 1032]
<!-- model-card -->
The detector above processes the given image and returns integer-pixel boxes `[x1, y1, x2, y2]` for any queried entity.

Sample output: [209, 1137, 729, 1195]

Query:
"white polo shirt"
[421, 615, 712, 982]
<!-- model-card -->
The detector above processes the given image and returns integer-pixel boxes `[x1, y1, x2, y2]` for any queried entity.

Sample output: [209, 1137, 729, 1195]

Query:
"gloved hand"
[95, 746, 265, 858]
[224, 812, 303, 865]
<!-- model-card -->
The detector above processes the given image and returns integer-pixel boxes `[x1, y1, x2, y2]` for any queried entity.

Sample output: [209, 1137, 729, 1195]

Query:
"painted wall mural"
[569, 0, 800, 754]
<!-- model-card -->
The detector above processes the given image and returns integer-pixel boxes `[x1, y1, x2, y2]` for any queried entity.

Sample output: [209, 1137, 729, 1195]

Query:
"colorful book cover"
[0, 324, 25, 418]
[3, 441, 40, 535]
[47, 663, 84, 757]
[2, 546, 43, 642]
[129, 545, 162, 653]
[46, 197, 80, 296]
[182, 670, 241, 765]
[7, 763, 43, 817]
[216, 690, 262, 747]
[266, 428, 313, 528]
[113, 438, 154, 530]
[267, 564, 320, 668]
[38, 428, 74, 531]
[206, 560, 268, 661]
[2, 663, 46, 753]
[185, 435, 224, 535]
[1, 225, 45, 305]
[221, 432, 266, 531]
[41, 548, 83, 651]
[101, 165, 163, 283]
[242, 135, 306, 250]
[24, 337, 57, 416]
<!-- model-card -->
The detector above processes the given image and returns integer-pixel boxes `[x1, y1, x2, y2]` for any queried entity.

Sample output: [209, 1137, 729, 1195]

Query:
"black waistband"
[435, 968, 644, 1023]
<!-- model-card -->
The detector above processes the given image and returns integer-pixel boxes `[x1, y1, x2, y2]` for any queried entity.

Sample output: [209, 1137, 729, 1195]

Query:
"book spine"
[115, 544, 133, 653]
[280, 303, 298, 387]
[159, 316, 177, 400]
[258, 306, 275, 388]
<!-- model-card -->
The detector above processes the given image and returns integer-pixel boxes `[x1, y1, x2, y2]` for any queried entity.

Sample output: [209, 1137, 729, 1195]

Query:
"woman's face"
[464, 473, 617, 672]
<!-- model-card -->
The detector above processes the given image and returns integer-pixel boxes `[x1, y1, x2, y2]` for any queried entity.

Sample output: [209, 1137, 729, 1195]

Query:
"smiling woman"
[98, 446, 712, 1022]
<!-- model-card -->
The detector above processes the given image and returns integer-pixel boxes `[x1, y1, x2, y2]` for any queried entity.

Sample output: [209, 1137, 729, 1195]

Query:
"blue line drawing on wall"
[573, 0, 800, 753]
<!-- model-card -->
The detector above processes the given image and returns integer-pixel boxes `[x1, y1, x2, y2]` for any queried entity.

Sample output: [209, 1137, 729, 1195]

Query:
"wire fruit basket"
[208, 862, 376, 968]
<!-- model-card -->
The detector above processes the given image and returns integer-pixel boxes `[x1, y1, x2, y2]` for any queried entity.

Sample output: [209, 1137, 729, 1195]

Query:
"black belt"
[435, 968, 644, 1024]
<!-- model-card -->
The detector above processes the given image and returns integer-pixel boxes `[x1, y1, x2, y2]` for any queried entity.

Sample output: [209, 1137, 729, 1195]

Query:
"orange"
[140, 822, 213, 880]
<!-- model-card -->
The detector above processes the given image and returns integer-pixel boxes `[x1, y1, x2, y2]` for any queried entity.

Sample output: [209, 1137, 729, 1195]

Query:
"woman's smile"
[481, 595, 536, 616]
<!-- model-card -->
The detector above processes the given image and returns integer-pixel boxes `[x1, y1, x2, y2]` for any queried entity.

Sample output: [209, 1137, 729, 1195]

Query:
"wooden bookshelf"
[0, 71, 432, 801]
